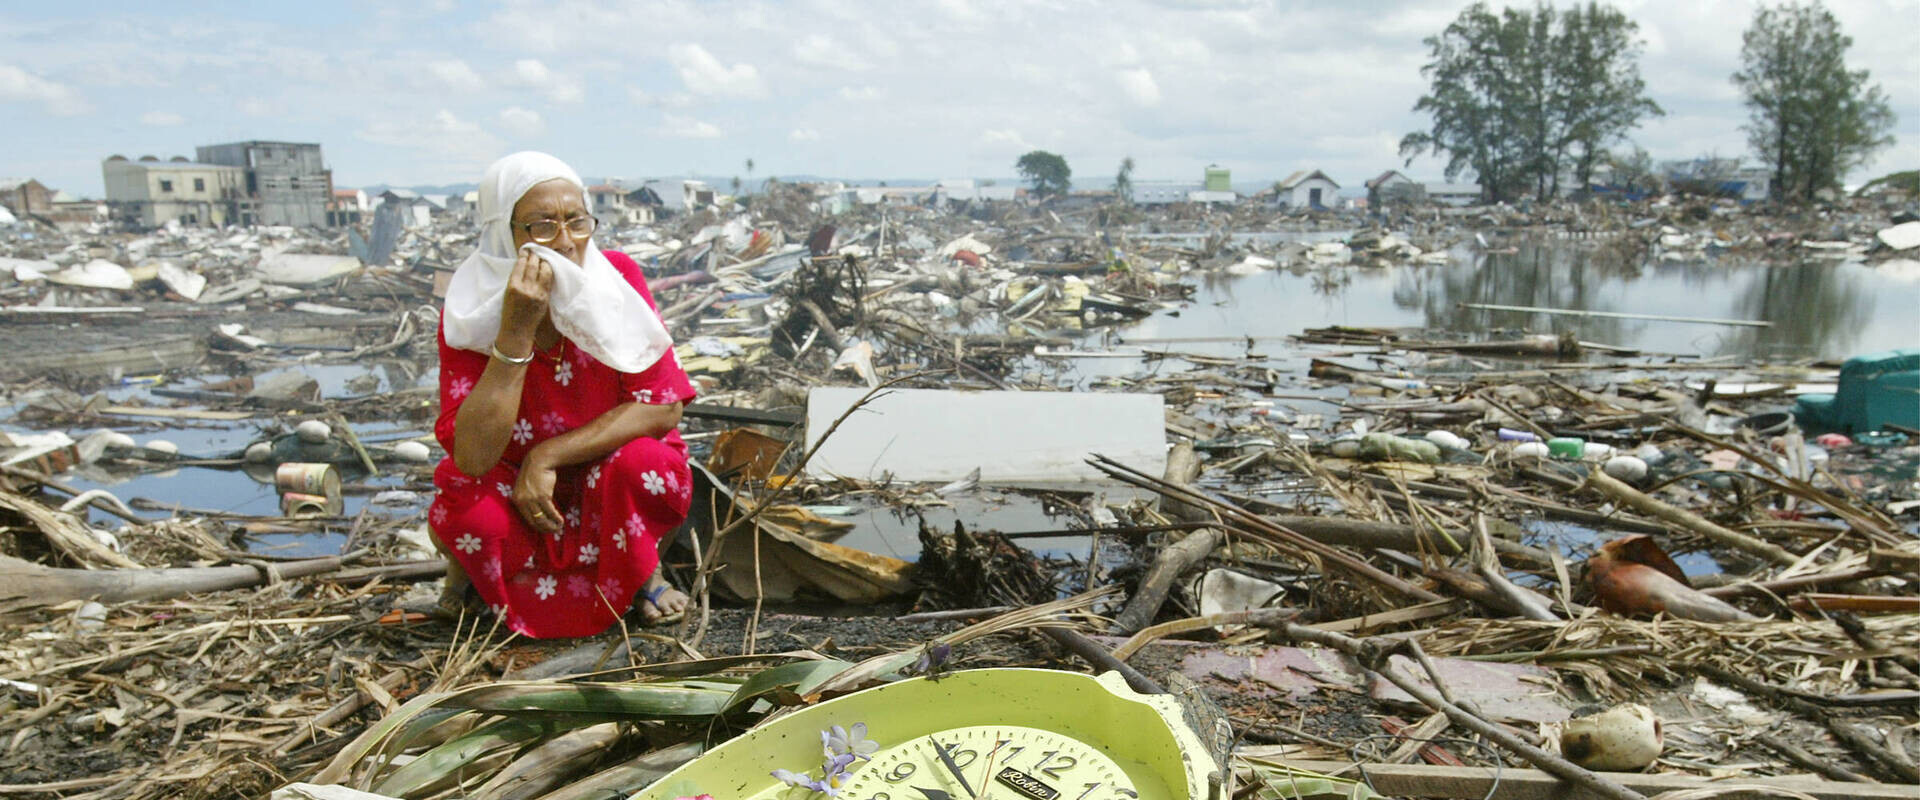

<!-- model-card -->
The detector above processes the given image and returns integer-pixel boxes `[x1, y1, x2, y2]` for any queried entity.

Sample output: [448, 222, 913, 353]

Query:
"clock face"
[836, 725, 1140, 800]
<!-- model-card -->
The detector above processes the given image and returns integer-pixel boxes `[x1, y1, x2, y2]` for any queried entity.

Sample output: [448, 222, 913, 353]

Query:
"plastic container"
[1513, 442, 1551, 458]
[1498, 428, 1541, 443]
[1547, 437, 1585, 459]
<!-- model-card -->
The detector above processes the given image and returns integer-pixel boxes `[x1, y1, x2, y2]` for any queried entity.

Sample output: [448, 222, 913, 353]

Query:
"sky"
[3, 0, 1916, 197]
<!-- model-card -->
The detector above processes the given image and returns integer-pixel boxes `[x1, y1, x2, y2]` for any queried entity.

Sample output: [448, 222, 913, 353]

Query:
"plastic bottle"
[1547, 437, 1585, 459]
[1498, 428, 1541, 443]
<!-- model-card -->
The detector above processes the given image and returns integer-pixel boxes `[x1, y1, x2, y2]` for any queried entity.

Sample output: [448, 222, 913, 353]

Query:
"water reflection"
[1127, 240, 1917, 360]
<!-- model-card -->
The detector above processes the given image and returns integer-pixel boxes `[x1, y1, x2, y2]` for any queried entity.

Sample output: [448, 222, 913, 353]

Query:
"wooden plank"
[1309, 599, 1466, 633]
[681, 402, 803, 428]
[1268, 760, 1919, 800]
[1790, 593, 1920, 614]
[97, 405, 257, 421]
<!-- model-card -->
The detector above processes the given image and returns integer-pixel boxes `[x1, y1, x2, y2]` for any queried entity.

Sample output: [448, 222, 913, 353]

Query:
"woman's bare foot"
[638, 572, 689, 625]
[435, 568, 483, 619]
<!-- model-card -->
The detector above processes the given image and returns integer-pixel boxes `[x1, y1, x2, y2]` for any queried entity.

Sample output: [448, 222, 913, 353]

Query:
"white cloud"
[356, 109, 505, 180]
[790, 128, 821, 142]
[139, 110, 184, 126]
[513, 58, 551, 84]
[428, 59, 485, 92]
[0, 63, 91, 116]
[662, 114, 723, 139]
[668, 43, 766, 98]
[793, 34, 871, 71]
[979, 128, 1037, 153]
[838, 85, 883, 101]
[498, 106, 545, 138]
[1117, 67, 1161, 106]
[504, 58, 583, 104]
[238, 97, 273, 117]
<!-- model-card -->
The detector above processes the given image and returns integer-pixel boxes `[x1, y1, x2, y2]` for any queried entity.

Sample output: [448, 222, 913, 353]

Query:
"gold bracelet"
[489, 343, 535, 365]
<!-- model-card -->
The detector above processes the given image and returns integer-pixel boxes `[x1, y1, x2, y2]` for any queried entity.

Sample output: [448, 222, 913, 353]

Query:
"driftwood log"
[0, 552, 367, 613]
[1111, 442, 1221, 633]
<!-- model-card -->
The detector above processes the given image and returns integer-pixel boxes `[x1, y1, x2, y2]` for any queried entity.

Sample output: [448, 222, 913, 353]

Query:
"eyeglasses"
[516, 215, 597, 243]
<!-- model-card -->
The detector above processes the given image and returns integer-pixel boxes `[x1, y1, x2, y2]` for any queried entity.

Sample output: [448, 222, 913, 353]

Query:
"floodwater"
[1111, 241, 1920, 363]
[30, 238, 1920, 566]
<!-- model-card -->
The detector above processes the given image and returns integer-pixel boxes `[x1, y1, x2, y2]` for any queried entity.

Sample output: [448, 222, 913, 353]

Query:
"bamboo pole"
[1580, 469, 1799, 566]
[1457, 302, 1771, 327]
[1088, 455, 1444, 604]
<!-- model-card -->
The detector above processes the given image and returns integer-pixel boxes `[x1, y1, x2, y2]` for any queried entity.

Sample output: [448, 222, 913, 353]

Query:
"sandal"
[638, 583, 687, 626]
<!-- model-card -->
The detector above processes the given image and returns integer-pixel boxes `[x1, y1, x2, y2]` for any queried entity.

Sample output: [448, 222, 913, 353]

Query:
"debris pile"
[2, 188, 1917, 799]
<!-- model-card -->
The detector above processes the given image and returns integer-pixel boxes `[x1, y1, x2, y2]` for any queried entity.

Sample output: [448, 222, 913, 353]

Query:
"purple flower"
[825, 723, 879, 761]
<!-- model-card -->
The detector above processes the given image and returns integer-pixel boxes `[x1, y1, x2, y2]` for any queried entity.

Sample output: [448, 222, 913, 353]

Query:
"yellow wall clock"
[633, 669, 1217, 800]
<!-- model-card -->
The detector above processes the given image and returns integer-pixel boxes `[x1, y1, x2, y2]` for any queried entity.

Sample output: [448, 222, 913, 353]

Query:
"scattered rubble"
[2, 188, 1917, 799]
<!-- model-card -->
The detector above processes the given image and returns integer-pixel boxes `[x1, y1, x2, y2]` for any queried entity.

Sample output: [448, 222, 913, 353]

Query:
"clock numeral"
[1031, 750, 1079, 778]
[1116, 790, 1139, 798]
[871, 794, 891, 800]
[1031, 750, 1058, 771]
[885, 762, 919, 783]
[1076, 781, 1103, 800]
[944, 746, 979, 769]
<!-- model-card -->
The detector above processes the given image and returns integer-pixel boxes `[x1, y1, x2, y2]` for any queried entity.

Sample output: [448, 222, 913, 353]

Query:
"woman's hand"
[513, 449, 563, 534]
[498, 249, 553, 352]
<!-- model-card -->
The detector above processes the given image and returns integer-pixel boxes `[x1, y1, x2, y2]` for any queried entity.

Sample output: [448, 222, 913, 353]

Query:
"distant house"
[631, 179, 716, 216]
[375, 190, 441, 227]
[443, 190, 479, 219]
[102, 155, 249, 227]
[1425, 182, 1483, 206]
[930, 179, 1020, 207]
[1275, 170, 1340, 210]
[1132, 181, 1200, 206]
[589, 183, 652, 227]
[1658, 158, 1770, 202]
[0, 178, 53, 217]
[1204, 164, 1231, 192]
[1365, 170, 1422, 208]
[327, 189, 367, 226]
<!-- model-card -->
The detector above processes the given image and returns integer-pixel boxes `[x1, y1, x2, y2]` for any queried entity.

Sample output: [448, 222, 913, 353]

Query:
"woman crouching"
[428, 151, 692, 638]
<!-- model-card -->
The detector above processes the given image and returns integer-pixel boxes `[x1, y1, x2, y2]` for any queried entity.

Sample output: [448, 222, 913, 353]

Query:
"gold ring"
[531, 511, 546, 519]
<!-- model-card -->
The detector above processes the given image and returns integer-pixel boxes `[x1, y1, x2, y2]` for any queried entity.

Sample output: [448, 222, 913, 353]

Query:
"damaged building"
[197, 140, 333, 227]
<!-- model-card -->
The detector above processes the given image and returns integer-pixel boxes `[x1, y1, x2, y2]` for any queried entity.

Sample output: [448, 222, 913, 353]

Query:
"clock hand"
[913, 787, 954, 800]
[928, 736, 979, 798]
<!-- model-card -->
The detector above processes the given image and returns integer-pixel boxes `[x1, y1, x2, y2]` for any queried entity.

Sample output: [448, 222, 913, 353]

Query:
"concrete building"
[632, 179, 716, 216]
[0, 178, 53, 217]
[102, 155, 248, 228]
[589, 184, 653, 227]
[1425, 182, 1483, 206]
[196, 140, 332, 227]
[1275, 170, 1340, 210]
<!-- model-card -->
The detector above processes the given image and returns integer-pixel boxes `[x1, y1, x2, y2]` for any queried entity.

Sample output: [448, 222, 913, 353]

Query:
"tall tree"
[1114, 156, 1135, 205]
[1732, 1, 1895, 202]
[1016, 151, 1072, 198]
[1400, 2, 1660, 202]
[1553, 3, 1663, 192]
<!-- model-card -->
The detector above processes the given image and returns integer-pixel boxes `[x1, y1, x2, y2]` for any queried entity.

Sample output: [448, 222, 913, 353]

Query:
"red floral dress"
[429, 250, 696, 638]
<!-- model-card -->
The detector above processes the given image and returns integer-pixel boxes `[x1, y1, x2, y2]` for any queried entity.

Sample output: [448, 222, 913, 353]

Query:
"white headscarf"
[441, 151, 672, 373]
